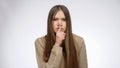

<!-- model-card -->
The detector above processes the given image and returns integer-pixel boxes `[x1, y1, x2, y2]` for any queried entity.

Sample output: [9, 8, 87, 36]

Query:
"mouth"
[57, 28, 63, 31]
[56, 28, 66, 33]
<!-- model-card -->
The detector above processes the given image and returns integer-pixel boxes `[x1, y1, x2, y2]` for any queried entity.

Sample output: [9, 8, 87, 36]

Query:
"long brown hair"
[44, 5, 79, 68]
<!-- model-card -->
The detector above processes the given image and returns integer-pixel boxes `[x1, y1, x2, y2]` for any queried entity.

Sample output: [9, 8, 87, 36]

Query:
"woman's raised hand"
[55, 27, 66, 46]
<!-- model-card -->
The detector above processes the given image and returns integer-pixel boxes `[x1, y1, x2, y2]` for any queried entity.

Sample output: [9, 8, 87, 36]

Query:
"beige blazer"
[35, 34, 88, 68]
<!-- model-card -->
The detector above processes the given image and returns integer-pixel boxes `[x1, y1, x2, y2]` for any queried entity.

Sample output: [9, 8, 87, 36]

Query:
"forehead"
[54, 10, 65, 18]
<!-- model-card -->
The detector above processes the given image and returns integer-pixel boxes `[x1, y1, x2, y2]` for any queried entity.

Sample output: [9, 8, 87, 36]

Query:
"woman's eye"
[62, 18, 66, 21]
[52, 18, 66, 21]
[53, 18, 57, 21]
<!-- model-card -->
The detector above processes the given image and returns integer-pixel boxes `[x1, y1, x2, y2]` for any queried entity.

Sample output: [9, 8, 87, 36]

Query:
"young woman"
[35, 5, 88, 68]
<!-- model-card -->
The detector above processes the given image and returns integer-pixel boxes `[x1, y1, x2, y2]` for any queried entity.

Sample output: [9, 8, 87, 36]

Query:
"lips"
[57, 28, 63, 31]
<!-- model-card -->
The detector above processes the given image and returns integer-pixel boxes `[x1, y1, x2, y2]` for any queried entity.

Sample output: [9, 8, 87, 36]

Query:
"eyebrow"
[53, 17, 66, 19]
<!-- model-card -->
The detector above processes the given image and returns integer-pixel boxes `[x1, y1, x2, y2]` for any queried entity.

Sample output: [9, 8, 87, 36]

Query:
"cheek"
[52, 22, 58, 32]
[63, 22, 66, 30]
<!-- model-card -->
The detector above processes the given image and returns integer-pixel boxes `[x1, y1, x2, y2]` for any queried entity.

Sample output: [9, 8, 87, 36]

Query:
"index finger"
[58, 26, 62, 32]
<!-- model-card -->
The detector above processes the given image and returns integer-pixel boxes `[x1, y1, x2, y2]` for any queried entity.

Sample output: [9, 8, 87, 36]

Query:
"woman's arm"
[35, 38, 63, 68]
[78, 39, 88, 68]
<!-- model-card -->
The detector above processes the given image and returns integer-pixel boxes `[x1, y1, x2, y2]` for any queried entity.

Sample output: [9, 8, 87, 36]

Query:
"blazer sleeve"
[35, 38, 63, 68]
[78, 39, 88, 68]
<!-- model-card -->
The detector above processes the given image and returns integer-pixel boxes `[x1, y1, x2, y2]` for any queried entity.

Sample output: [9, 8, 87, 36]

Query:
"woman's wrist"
[55, 42, 62, 46]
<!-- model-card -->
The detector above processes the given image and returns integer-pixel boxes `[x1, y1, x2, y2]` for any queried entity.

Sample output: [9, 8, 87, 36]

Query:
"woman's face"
[52, 10, 66, 33]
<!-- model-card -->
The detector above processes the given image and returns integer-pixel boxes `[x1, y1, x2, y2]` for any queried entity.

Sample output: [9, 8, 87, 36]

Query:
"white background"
[0, 0, 120, 68]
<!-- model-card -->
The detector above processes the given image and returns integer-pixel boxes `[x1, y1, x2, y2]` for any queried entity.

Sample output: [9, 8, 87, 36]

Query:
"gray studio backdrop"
[0, 0, 120, 68]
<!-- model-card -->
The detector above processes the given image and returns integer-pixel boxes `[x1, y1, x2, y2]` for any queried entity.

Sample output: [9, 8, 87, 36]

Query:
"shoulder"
[34, 36, 46, 49]
[73, 34, 85, 55]
[73, 34, 84, 44]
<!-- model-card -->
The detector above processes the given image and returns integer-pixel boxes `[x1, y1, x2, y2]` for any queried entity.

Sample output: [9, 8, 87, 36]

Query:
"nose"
[57, 24, 62, 27]
[58, 20, 62, 27]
